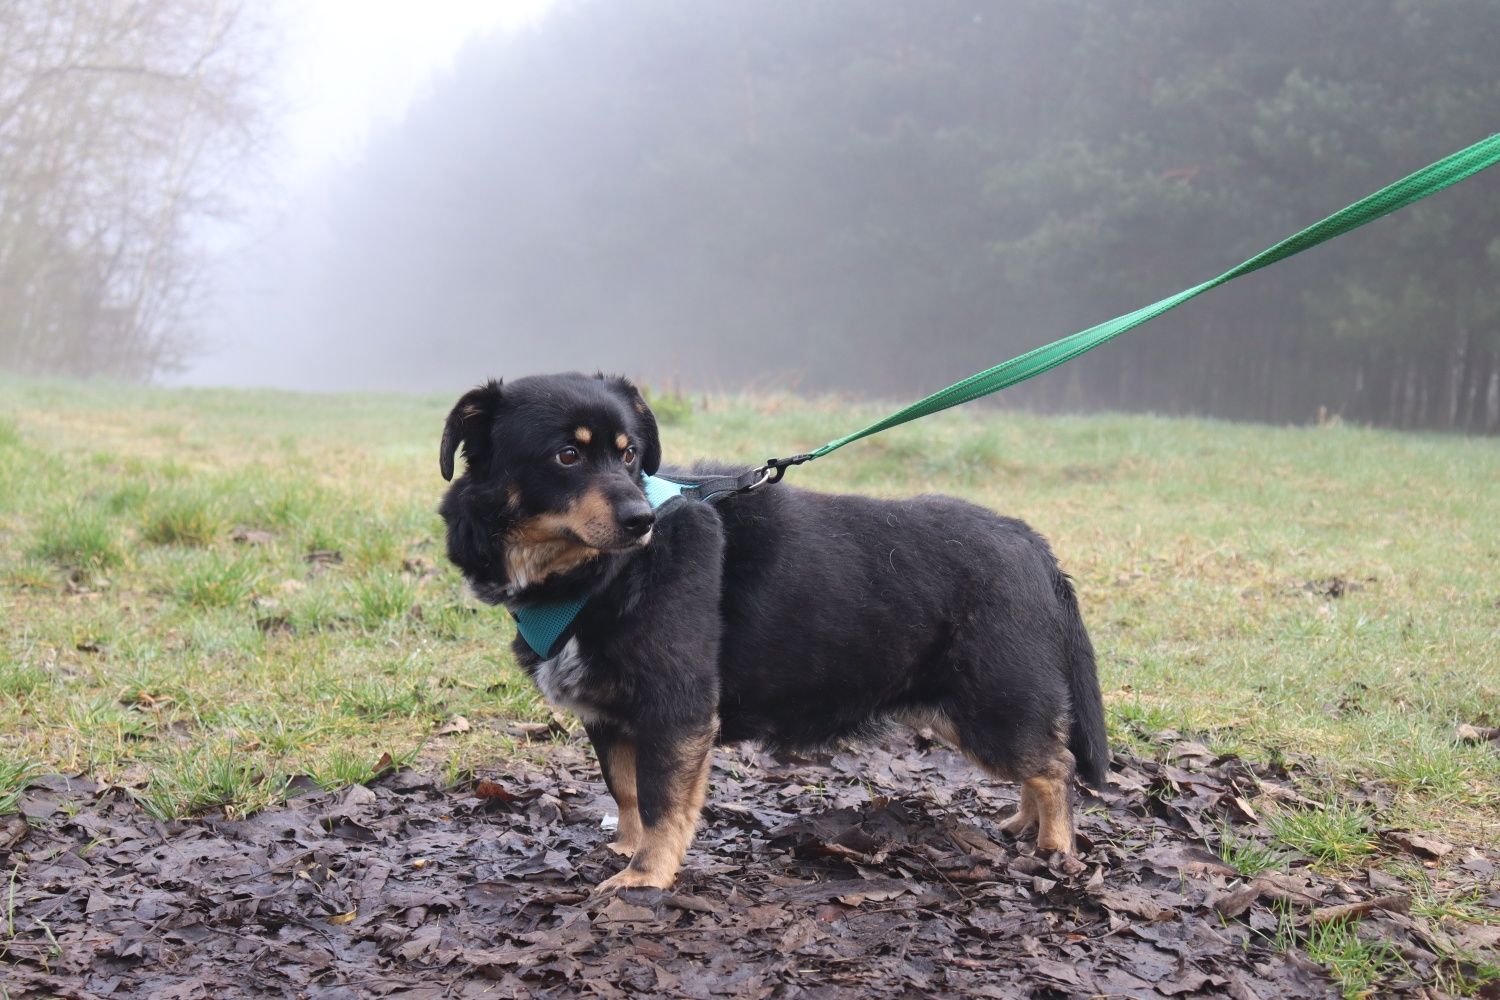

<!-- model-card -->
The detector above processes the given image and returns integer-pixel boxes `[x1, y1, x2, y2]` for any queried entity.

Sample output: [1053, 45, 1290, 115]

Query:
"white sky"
[270, 0, 553, 184]
[177, 0, 554, 386]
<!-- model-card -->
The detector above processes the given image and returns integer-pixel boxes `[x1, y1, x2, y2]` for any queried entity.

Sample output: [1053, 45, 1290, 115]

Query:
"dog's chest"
[531, 639, 603, 722]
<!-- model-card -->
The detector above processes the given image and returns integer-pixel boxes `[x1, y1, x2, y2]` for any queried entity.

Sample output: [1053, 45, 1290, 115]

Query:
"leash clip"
[758, 453, 815, 486]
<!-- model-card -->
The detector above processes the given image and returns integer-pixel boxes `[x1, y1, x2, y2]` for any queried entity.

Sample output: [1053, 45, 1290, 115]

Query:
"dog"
[438, 372, 1108, 892]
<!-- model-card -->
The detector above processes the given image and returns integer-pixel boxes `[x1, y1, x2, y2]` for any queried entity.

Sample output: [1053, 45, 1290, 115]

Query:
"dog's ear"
[604, 376, 661, 475]
[440, 380, 503, 481]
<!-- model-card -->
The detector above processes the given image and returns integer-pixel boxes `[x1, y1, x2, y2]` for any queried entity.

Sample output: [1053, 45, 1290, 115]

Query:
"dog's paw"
[997, 810, 1036, 837]
[595, 865, 674, 894]
[605, 839, 637, 858]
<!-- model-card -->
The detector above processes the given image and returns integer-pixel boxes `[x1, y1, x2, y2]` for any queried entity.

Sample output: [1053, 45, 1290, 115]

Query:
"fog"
[6, 1, 1499, 431]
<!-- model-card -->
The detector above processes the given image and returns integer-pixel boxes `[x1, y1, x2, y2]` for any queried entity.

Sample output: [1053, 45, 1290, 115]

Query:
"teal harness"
[509, 470, 762, 658]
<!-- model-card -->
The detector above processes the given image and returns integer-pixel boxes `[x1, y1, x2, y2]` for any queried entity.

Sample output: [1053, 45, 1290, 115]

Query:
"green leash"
[758, 132, 1500, 480]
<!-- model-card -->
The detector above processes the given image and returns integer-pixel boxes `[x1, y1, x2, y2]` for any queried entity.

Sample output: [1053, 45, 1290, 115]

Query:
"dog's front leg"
[586, 723, 642, 857]
[596, 720, 715, 892]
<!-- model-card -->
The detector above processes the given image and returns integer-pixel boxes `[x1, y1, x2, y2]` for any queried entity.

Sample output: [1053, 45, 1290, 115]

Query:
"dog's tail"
[1055, 570, 1110, 789]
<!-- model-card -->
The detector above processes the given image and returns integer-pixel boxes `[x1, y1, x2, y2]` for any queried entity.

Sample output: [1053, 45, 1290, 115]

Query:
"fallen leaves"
[0, 733, 1492, 999]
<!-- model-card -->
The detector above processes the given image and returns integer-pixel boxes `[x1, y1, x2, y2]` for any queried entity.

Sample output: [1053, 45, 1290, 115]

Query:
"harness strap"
[645, 468, 772, 504]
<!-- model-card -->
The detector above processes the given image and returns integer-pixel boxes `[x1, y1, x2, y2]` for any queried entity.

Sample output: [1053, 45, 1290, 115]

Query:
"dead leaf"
[1455, 723, 1500, 744]
[232, 528, 274, 545]
[834, 881, 910, 906]
[595, 897, 655, 924]
[1382, 829, 1454, 859]
[394, 922, 442, 961]
[434, 716, 471, 736]
[1213, 881, 1265, 919]
[1090, 883, 1174, 921]
[1227, 794, 1259, 823]
[1308, 894, 1409, 924]
[474, 779, 533, 802]
[0, 816, 28, 851]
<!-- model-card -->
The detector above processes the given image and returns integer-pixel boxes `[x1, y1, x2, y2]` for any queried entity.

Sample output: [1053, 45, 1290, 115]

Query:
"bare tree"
[0, 0, 267, 379]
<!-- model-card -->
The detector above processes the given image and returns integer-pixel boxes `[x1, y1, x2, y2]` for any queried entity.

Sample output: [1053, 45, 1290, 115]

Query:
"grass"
[170, 550, 263, 608]
[310, 746, 419, 790]
[133, 741, 288, 822]
[1212, 822, 1291, 877]
[142, 490, 223, 546]
[1277, 908, 1404, 1000]
[0, 759, 36, 816]
[1, 378, 1496, 831]
[26, 506, 125, 576]
[1267, 802, 1377, 868]
[0, 376, 1497, 991]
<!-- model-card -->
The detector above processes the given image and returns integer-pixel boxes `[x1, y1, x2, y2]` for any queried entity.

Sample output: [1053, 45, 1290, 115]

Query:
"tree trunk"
[1487, 350, 1500, 433]
[1447, 326, 1469, 430]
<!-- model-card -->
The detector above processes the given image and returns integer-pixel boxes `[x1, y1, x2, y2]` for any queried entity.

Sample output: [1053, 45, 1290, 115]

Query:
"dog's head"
[438, 372, 661, 603]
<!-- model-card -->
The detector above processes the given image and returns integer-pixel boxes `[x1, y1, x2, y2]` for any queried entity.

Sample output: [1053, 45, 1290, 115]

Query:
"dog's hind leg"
[948, 706, 1078, 854]
[1014, 754, 1076, 854]
[586, 724, 643, 857]
[597, 720, 716, 892]
[981, 747, 1076, 853]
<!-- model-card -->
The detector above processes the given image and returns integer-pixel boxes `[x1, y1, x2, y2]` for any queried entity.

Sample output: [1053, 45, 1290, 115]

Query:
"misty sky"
[176, 0, 551, 387]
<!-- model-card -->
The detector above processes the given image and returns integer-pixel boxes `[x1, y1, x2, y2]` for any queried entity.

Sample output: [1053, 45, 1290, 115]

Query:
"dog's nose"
[619, 507, 655, 538]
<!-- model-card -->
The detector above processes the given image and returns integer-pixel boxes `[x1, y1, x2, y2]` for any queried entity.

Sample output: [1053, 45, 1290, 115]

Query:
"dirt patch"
[3, 733, 1495, 998]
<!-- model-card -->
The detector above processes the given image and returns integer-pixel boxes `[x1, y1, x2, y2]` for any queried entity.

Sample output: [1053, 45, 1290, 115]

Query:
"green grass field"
[1, 377, 1497, 851]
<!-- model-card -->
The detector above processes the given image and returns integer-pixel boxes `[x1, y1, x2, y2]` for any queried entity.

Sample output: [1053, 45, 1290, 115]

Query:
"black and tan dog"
[439, 372, 1108, 891]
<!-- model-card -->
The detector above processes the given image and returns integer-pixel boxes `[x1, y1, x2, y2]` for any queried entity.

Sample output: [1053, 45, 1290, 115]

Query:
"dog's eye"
[623, 445, 638, 465]
[556, 446, 582, 467]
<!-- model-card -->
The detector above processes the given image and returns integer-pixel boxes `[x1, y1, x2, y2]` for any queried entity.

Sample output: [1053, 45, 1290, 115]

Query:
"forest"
[5, 1, 1499, 430]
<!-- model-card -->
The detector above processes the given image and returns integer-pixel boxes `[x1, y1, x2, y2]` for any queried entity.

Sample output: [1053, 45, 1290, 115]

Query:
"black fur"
[439, 372, 1109, 873]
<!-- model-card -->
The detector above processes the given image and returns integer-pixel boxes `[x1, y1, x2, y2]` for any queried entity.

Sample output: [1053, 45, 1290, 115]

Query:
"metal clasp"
[759, 453, 816, 485]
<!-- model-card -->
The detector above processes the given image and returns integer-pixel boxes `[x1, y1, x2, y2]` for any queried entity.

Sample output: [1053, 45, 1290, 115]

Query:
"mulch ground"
[3, 729, 1496, 999]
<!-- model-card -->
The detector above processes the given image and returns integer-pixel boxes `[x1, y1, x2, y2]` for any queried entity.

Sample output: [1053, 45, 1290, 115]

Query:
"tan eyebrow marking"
[574, 426, 592, 444]
[615, 433, 629, 450]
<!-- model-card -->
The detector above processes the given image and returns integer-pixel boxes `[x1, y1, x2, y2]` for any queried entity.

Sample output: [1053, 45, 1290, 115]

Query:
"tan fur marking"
[504, 488, 618, 587]
[998, 784, 1040, 837]
[615, 433, 629, 450]
[574, 426, 592, 444]
[598, 723, 717, 892]
[605, 741, 642, 857]
[633, 399, 647, 414]
[503, 530, 599, 590]
[506, 485, 522, 509]
[1027, 774, 1074, 853]
[566, 488, 614, 543]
